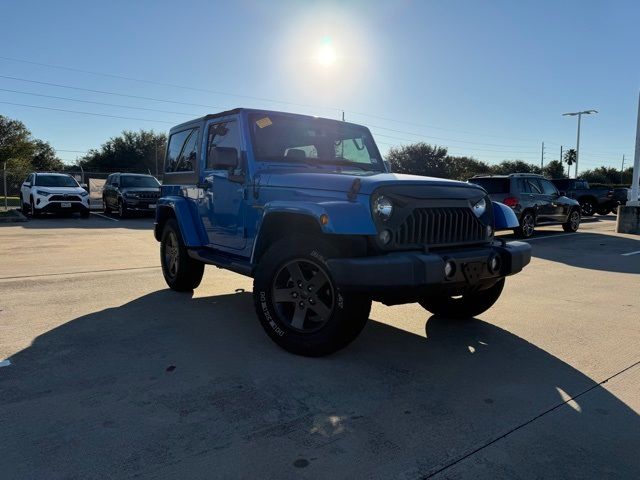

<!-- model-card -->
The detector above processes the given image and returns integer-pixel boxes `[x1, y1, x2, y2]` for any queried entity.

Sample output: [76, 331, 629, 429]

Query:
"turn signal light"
[503, 197, 519, 208]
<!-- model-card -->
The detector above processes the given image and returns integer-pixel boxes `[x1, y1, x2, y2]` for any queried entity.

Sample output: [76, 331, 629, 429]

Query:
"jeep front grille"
[393, 207, 486, 247]
[131, 191, 160, 199]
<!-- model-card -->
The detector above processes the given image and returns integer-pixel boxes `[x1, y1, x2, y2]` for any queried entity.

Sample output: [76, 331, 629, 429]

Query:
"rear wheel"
[562, 208, 581, 232]
[419, 278, 505, 319]
[514, 211, 535, 238]
[103, 196, 111, 213]
[160, 219, 204, 291]
[253, 234, 371, 356]
[580, 200, 595, 217]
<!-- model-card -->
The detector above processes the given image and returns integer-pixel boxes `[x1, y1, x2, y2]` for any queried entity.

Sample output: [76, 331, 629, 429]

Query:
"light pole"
[562, 109, 597, 178]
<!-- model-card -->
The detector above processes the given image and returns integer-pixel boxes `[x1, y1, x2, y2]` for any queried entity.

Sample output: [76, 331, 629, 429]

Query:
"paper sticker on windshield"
[255, 117, 273, 129]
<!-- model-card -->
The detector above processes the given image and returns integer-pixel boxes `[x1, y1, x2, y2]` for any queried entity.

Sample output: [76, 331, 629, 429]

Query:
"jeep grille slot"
[395, 207, 485, 247]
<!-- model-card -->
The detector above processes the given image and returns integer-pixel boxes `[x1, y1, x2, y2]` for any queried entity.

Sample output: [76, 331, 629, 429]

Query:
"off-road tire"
[160, 219, 204, 291]
[253, 234, 371, 356]
[562, 208, 581, 232]
[514, 211, 535, 238]
[419, 278, 505, 319]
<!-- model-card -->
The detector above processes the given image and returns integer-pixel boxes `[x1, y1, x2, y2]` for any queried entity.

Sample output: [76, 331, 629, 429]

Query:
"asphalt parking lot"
[0, 214, 639, 479]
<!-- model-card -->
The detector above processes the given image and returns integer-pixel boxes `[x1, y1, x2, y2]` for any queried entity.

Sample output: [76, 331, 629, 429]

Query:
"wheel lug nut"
[298, 301, 305, 308]
[292, 292, 298, 298]
[307, 285, 313, 292]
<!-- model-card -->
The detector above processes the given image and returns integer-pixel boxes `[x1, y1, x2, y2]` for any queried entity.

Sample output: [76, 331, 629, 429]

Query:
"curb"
[0, 209, 29, 223]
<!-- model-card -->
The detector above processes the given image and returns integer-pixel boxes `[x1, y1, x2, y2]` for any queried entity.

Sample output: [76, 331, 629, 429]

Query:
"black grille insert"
[50, 195, 82, 201]
[394, 207, 486, 247]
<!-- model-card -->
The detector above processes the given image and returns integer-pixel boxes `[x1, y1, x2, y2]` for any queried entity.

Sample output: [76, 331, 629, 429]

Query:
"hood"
[35, 186, 86, 194]
[261, 168, 477, 195]
[120, 187, 160, 193]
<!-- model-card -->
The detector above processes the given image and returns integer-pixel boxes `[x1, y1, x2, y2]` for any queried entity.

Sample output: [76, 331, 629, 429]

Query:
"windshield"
[120, 175, 160, 188]
[249, 113, 384, 171]
[468, 177, 510, 194]
[34, 175, 79, 188]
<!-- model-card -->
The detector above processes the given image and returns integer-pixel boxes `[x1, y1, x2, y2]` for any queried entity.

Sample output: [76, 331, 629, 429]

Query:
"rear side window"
[166, 128, 198, 173]
[468, 178, 510, 194]
[526, 178, 543, 194]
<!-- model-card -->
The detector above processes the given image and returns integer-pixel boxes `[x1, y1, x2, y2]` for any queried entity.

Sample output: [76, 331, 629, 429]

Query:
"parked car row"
[468, 174, 582, 238]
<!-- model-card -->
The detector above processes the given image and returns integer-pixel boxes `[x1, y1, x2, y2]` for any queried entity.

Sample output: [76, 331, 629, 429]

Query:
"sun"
[316, 42, 337, 67]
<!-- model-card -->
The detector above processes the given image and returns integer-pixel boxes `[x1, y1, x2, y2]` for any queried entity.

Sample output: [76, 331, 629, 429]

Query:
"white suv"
[20, 173, 90, 218]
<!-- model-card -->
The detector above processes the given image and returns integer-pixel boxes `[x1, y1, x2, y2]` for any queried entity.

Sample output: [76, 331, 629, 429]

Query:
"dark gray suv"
[468, 174, 581, 238]
[102, 173, 160, 218]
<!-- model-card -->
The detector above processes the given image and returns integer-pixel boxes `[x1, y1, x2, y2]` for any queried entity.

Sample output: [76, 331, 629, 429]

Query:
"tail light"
[503, 197, 519, 208]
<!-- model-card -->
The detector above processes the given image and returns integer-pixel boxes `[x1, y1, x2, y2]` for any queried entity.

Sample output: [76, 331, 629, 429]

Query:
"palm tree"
[563, 149, 577, 178]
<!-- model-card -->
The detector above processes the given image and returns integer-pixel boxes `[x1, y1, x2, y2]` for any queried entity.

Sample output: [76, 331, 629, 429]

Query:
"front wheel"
[419, 278, 505, 319]
[30, 198, 40, 218]
[160, 219, 204, 291]
[514, 211, 535, 238]
[253, 235, 371, 356]
[118, 200, 128, 219]
[580, 200, 595, 217]
[562, 209, 581, 232]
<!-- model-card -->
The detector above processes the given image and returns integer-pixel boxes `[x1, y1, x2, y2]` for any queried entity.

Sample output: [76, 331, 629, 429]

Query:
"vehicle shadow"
[12, 212, 154, 230]
[1, 290, 638, 479]
[527, 231, 640, 274]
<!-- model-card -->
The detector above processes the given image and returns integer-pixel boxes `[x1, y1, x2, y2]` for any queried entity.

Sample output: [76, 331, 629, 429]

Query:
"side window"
[206, 121, 240, 170]
[165, 129, 197, 173]
[527, 178, 543, 194]
[517, 178, 530, 193]
[540, 179, 558, 195]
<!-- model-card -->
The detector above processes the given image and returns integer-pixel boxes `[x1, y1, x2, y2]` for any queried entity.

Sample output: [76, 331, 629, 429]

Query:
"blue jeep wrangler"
[155, 108, 531, 356]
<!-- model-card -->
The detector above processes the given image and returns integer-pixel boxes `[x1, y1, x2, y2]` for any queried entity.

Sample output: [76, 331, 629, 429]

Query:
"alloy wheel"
[164, 232, 179, 278]
[570, 211, 580, 230]
[271, 258, 335, 332]
[522, 214, 535, 237]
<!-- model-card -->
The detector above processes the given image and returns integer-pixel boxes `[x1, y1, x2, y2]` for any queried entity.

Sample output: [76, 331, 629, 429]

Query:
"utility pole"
[540, 142, 545, 170]
[560, 145, 564, 176]
[155, 140, 159, 177]
[341, 110, 345, 121]
[3, 161, 7, 211]
[629, 91, 640, 205]
[621, 154, 625, 184]
[563, 109, 597, 179]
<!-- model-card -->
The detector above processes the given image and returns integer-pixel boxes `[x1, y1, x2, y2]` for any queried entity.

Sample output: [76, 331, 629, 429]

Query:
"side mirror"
[210, 146, 239, 169]
[112, 183, 119, 188]
[558, 190, 566, 196]
[80, 183, 88, 189]
[24, 182, 31, 187]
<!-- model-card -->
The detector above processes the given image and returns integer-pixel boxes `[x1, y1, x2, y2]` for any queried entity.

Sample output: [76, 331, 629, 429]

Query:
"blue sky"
[1, 0, 638, 172]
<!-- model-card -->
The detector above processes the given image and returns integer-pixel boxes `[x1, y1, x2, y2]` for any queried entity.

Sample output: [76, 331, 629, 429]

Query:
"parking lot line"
[517, 232, 580, 242]
[621, 250, 640, 256]
[90, 211, 119, 221]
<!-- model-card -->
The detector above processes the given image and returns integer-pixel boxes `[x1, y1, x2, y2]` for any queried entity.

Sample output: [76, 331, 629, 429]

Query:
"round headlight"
[374, 196, 393, 221]
[471, 197, 487, 218]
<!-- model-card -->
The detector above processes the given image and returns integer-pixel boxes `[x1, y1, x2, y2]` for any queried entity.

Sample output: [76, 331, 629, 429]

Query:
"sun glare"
[316, 43, 337, 67]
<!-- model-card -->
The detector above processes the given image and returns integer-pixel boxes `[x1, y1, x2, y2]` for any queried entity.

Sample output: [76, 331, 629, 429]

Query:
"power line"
[0, 55, 335, 113]
[0, 75, 229, 111]
[0, 87, 197, 116]
[0, 101, 176, 124]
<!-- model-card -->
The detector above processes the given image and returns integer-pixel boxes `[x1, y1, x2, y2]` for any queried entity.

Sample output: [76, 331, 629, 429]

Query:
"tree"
[542, 160, 566, 179]
[0, 116, 35, 164]
[446, 155, 492, 180]
[387, 143, 449, 178]
[490, 160, 541, 175]
[80, 130, 167, 174]
[31, 140, 64, 171]
[581, 166, 623, 185]
[563, 149, 576, 177]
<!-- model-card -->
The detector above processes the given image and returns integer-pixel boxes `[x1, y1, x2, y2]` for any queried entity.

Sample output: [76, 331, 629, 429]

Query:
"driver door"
[198, 117, 247, 250]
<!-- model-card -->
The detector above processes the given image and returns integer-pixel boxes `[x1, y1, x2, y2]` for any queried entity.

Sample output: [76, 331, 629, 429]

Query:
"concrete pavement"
[0, 215, 638, 479]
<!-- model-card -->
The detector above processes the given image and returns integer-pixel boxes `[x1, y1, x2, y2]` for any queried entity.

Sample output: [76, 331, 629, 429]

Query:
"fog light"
[489, 255, 501, 274]
[444, 260, 456, 279]
[378, 229, 391, 245]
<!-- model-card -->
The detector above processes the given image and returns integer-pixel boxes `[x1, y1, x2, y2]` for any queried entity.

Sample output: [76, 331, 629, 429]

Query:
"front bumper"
[327, 240, 531, 291]
[39, 201, 89, 213]
[123, 199, 157, 211]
